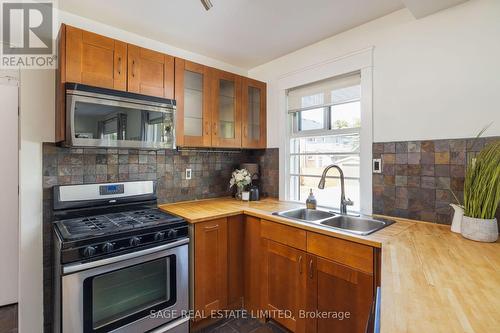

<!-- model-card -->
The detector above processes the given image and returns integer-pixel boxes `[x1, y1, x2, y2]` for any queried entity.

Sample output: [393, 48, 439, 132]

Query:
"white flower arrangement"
[229, 168, 252, 190]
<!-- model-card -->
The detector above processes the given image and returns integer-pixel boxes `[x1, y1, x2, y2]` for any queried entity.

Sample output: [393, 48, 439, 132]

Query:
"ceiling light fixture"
[200, 0, 213, 11]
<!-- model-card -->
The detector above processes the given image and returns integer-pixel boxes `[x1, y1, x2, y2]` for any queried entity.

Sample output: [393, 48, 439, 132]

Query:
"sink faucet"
[317, 164, 354, 214]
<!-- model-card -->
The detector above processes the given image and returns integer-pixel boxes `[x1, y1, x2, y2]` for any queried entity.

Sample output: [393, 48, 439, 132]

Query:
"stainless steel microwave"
[65, 83, 176, 149]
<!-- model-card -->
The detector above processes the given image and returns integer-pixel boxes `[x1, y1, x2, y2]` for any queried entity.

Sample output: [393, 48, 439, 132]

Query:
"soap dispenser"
[306, 189, 317, 210]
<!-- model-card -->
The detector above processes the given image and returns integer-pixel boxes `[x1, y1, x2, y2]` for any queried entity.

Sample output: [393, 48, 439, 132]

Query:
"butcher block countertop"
[159, 197, 500, 333]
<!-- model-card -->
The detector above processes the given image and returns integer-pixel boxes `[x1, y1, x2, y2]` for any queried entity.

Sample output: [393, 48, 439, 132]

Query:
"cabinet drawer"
[307, 232, 373, 274]
[261, 220, 307, 251]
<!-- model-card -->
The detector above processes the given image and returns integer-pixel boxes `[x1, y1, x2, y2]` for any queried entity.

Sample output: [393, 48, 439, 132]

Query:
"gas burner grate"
[55, 208, 182, 240]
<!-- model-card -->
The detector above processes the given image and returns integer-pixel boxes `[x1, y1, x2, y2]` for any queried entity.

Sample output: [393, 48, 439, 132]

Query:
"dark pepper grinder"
[249, 185, 260, 201]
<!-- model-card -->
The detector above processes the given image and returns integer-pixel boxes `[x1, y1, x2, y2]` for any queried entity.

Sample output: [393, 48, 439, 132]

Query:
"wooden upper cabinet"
[261, 239, 307, 333]
[128, 45, 174, 98]
[174, 58, 212, 147]
[242, 78, 267, 148]
[56, 25, 267, 149]
[307, 255, 374, 333]
[194, 218, 228, 319]
[65, 25, 127, 91]
[211, 69, 242, 148]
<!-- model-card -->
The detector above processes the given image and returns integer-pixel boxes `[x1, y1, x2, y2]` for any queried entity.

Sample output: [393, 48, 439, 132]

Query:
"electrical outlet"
[185, 168, 192, 180]
[372, 158, 382, 173]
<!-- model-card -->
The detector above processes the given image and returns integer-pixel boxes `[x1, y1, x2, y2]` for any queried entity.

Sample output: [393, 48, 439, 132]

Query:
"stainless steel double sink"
[273, 208, 394, 236]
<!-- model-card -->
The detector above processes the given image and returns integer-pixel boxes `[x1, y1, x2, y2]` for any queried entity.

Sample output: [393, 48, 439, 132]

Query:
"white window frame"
[274, 47, 374, 215]
[288, 99, 362, 209]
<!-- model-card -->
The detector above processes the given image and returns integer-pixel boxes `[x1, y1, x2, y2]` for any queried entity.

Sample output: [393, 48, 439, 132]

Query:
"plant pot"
[461, 216, 499, 243]
[449, 204, 464, 233]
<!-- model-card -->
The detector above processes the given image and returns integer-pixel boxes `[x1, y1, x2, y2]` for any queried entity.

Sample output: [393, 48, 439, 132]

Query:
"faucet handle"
[344, 198, 354, 206]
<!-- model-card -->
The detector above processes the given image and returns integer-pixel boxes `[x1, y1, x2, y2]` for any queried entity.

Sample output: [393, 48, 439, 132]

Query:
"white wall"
[249, 0, 500, 147]
[0, 72, 19, 307]
[19, 69, 54, 333]
[17, 11, 247, 333]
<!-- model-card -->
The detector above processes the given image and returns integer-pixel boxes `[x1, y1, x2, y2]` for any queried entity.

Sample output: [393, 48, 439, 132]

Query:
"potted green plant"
[461, 140, 500, 242]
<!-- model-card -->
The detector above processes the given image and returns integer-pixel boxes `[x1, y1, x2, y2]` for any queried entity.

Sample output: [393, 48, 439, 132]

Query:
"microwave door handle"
[67, 94, 77, 144]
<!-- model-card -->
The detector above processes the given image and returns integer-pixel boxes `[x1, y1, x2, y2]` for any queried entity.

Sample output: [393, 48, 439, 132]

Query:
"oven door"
[61, 239, 188, 333]
[67, 92, 176, 149]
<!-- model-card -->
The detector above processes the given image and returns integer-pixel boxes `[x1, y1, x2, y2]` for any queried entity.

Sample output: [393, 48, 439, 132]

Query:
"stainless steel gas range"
[52, 181, 189, 333]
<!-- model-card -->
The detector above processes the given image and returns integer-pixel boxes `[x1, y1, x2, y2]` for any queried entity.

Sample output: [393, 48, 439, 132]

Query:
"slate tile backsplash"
[41, 143, 278, 332]
[43, 144, 279, 202]
[373, 136, 499, 224]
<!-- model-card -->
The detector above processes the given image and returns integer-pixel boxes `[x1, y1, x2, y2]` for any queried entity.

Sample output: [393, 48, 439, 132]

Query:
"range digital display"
[99, 184, 125, 195]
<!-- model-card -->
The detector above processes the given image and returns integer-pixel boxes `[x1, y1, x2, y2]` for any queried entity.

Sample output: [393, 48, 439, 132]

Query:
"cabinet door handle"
[132, 60, 136, 77]
[243, 124, 247, 138]
[213, 122, 218, 136]
[204, 224, 219, 230]
[204, 121, 210, 136]
[117, 56, 122, 75]
[298, 255, 303, 274]
[309, 259, 313, 279]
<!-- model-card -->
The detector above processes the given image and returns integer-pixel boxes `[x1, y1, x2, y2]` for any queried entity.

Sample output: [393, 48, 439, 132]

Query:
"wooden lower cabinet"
[194, 218, 228, 319]
[193, 217, 375, 332]
[243, 216, 262, 314]
[227, 215, 244, 309]
[307, 255, 374, 333]
[261, 239, 307, 333]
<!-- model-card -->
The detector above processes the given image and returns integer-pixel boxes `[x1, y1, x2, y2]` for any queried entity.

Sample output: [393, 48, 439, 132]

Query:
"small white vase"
[449, 204, 464, 233]
[461, 216, 499, 243]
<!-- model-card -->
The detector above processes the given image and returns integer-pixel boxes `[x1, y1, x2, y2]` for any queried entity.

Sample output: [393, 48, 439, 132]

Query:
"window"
[287, 73, 361, 212]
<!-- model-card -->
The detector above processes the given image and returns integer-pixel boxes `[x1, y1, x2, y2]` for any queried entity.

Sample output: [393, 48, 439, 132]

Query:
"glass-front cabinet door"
[211, 69, 242, 148]
[174, 59, 211, 147]
[242, 78, 266, 148]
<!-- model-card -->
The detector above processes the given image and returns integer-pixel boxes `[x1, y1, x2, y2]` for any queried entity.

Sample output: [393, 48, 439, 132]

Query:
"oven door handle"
[63, 238, 189, 274]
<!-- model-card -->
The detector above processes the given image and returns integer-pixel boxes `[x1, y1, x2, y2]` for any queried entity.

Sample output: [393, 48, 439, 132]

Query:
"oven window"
[73, 100, 174, 144]
[85, 257, 176, 332]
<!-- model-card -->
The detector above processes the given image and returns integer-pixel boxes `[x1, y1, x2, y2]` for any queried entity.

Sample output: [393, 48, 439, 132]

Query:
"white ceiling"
[401, 0, 469, 18]
[59, 0, 405, 69]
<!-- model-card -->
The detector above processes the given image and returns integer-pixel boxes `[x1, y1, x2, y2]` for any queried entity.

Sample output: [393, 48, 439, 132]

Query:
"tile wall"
[373, 136, 499, 224]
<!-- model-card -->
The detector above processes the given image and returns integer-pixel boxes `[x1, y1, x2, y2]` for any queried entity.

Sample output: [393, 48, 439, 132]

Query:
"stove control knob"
[167, 229, 178, 239]
[83, 246, 96, 257]
[129, 236, 141, 247]
[154, 232, 165, 241]
[102, 242, 114, 253]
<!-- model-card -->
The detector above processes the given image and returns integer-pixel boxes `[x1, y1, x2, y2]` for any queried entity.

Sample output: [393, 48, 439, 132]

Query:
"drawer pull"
[204, 224, 219, 230]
